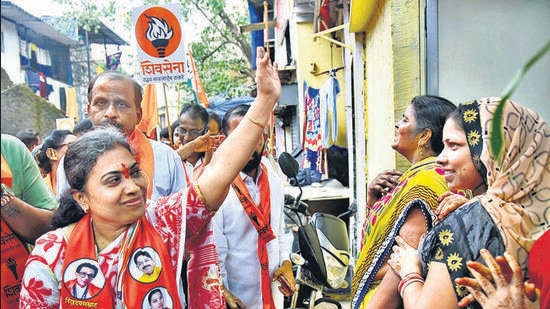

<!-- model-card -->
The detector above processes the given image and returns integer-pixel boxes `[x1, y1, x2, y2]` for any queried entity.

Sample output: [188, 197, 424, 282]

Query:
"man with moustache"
[134, 249, 162, 283]
[58, 71, 186, 201]
[212, 104, 296, 309]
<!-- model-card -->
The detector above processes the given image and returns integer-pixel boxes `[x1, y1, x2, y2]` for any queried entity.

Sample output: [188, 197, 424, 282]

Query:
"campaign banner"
[132, 4, 187, 84]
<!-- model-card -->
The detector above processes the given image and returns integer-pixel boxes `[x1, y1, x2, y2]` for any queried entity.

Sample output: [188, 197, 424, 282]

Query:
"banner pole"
[162, 83, 173, 146]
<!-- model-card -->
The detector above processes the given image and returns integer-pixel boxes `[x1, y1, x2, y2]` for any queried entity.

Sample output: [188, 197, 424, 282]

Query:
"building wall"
[363, 0, 423, 180]
[351, 0, 423, 253]
[1, 18, 24, 85]
[1, 17, 77, 117]
[437, 0, 550, 120]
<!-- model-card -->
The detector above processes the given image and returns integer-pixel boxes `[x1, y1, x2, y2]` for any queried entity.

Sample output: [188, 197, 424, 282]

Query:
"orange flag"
[137, 83, 159, 136]
[188, 46, 210, 108]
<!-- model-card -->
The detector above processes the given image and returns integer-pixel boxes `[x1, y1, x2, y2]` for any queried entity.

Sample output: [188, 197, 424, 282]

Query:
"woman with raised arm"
[18, 46, 280, 309]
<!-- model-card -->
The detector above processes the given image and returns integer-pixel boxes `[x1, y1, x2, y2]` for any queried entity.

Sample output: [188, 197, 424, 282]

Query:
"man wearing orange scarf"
[74, 71, 186, 201]
[212, 105, 296, 309]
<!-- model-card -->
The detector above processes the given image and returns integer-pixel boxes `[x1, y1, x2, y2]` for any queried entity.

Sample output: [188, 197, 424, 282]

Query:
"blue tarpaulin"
[207, 95, 255, 119]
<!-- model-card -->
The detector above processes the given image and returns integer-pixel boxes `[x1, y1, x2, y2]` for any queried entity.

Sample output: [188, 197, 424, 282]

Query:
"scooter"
[278, 152, 352, 309]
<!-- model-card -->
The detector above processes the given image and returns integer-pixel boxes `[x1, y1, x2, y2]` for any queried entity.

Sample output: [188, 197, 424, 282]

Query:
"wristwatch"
[1, 183, 15, 208]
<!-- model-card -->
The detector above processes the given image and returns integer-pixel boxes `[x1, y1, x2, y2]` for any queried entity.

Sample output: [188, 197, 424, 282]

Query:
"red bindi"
[120, 163, 130, 179]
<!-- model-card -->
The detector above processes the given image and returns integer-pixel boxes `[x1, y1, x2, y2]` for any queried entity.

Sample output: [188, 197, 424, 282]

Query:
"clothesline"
[312, 66, 345, 76]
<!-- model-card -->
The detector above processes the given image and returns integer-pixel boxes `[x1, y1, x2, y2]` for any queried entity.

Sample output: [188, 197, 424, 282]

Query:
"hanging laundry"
[303, 81, 322, 152]
[39, 72, 47, 98]
[25, 68, 40, 93]
[59, 87, 67, 113]
[319, 74, 340, 148]
[317, 0, 330, 31]
[302, 81, 325, 180]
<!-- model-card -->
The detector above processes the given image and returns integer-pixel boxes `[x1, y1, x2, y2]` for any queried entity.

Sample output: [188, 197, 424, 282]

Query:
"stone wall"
[1, 67, 66, 137]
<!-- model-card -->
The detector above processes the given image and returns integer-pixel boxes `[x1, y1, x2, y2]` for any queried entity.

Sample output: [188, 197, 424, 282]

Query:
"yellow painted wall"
[294, 22, 348, 147]
[362, 0, 423, 179]
[349, 0, 425, 258]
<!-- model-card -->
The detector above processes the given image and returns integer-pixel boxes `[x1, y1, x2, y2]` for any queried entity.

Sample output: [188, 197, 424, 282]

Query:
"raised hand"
[455, 250, 538, 309]
[254, 46, 280, 108]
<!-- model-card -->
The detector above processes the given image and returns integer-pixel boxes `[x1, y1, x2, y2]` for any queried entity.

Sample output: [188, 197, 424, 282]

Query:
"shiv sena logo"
[135, 6, 182, 58]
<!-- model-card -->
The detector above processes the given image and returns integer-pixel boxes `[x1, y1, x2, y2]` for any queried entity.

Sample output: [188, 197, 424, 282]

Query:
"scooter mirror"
[278, 152, 299, 178]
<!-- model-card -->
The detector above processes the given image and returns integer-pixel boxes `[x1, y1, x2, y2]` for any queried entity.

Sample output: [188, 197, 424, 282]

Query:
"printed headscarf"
[475, 97, 549, 272]
[457, 100, 488, 184]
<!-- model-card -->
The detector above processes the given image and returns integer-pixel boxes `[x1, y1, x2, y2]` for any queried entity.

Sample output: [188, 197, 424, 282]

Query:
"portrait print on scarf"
[60, 214, 182, 308]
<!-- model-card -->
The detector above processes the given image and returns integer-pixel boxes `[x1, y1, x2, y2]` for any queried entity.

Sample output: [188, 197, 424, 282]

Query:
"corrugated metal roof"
[82, 21, 128, 46]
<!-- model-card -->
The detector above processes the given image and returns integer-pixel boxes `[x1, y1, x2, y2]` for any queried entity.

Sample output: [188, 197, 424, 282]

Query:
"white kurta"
[212, 160, 293, 309]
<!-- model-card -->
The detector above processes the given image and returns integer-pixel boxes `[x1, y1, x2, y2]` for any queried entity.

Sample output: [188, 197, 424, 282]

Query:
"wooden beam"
[240, 20, 276, 33]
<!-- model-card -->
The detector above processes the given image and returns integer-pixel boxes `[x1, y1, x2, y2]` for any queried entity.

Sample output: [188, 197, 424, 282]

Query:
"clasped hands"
[387, 237, 539, 308]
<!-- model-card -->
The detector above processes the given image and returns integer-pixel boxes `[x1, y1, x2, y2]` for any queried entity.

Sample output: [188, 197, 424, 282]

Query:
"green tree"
[55, 0, 253, 99]
[180, 0, 254, 98]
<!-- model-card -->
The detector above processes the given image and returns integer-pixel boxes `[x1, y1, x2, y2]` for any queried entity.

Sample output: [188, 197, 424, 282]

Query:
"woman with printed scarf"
[388, 97, 549, 309]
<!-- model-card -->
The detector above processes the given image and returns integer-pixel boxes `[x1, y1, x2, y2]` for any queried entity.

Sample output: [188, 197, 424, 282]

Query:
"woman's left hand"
[388, 236, 422, 278]
[436, 191, 470, 220]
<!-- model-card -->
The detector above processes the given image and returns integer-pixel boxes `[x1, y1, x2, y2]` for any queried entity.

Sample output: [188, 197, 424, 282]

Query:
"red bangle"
[399, 278, 425, 298]
[397, 272, 424, 294]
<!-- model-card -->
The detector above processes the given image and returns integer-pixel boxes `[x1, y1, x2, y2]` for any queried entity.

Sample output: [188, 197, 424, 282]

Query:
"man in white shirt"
[212, 104, 296, 309]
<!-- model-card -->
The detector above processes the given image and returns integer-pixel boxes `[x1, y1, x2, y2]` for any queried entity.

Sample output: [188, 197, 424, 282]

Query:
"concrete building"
[256, 0, 549, 293]
[1, 1, 127, 122]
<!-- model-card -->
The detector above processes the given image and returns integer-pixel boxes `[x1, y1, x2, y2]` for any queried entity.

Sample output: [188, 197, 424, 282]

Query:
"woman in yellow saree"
[351, 95, 455, 309]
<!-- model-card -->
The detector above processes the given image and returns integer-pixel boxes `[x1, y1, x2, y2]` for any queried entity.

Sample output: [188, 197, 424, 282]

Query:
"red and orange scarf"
[61, 214, 182, 308]
[231, 163, 276, 309]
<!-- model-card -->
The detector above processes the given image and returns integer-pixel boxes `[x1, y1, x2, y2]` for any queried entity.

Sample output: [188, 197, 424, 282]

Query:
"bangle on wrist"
[399, 278, 424, 298]
[398, 272, 424, 298]
[245, 115, 266, 130]
[1, 184, 15, 209]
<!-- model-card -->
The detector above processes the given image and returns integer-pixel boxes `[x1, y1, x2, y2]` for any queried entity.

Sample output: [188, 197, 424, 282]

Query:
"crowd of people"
[1, 44, 548, 309]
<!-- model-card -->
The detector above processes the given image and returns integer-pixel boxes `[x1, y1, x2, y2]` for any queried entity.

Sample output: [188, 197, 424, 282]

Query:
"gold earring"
[80, 205, 88, 214]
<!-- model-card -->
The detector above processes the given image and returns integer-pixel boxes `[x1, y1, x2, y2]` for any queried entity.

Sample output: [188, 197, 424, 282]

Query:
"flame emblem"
[145, 15, 174, 57]
[134, 6, 182, 59]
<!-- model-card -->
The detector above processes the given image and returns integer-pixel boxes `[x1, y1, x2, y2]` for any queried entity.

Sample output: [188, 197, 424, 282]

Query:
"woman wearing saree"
[351, 95, 456, 308]
[388, 98, 550, 309]
[18, 46, 280, 309]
